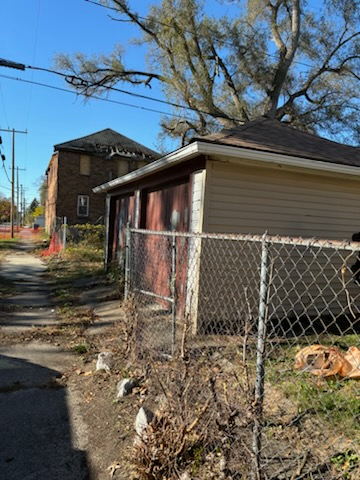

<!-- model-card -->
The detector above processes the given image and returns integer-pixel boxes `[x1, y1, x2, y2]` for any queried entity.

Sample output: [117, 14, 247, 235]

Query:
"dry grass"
[131, 357, 254, 480]
[120, 301, 360, 480]
[1, 237, 358, 479]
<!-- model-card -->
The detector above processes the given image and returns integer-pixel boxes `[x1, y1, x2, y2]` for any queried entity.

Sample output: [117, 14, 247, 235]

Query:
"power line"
[0, 128, 27, 238]
[1, 0, 354, 128]
[0, 72, 198, 120]
[1, 159, 11, 184]
[0, 56, 223, 119]
[27, 65, 237, 121]
[0, 58, 245, 122]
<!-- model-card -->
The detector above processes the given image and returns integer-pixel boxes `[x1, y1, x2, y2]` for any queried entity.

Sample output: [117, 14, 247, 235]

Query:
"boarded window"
[80, 155, 91, 175]
[77, 195, 89, 217]
[118, 159, 129, 177]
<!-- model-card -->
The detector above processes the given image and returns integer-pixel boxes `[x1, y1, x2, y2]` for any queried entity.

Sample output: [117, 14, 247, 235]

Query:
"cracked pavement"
[0, 236, 91, 480]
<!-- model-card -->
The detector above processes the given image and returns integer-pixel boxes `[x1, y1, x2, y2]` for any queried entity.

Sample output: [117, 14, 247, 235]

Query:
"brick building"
[45, 128, 159, 234]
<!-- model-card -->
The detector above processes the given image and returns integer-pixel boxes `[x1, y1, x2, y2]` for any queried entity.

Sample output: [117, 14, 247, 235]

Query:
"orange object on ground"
[294, 345, 360, 379]
[344, 346, 360, 379]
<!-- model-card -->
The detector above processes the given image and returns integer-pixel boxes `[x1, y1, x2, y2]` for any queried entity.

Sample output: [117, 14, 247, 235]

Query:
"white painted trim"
[189, 170, 206, 233]
[202, 161, 211, 233]
[198, 142, 360, 177]
[93, 142, 201, 193]
[134, 190, 140, 229]
[198, 169, 207, 234]
[104, 195, 111, 270]
[93, 141, 360, 194]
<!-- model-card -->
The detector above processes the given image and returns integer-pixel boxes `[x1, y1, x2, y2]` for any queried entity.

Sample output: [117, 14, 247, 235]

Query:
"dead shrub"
[121, 295, 140, 359]
[130, 352, 255, 479]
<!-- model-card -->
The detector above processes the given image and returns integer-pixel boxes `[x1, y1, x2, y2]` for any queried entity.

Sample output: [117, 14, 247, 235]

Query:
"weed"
[331, 449, 360, 479]
[66, 224, 105, 248]
[54, 288, 74, 305]
[72, 343, 89, 355]
[0, 238, 19, 251]
[131, 359, 218, 479]
[107, 264, 125, 295]
[333, 335, 360, 350]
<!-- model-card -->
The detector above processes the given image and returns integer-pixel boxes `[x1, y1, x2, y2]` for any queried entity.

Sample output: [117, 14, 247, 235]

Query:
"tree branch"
[266, 0, 301, 118]
[209, 45, 249, 121]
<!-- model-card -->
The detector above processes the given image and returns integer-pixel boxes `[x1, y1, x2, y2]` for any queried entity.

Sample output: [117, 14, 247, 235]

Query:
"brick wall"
[45, 147, 152, 231]
[45, 153, 59, 233]
[53, 150, 119, 226]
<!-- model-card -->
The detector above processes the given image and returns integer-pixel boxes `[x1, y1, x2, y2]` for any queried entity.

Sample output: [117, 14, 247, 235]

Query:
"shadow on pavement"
[0, 354, 91, 480]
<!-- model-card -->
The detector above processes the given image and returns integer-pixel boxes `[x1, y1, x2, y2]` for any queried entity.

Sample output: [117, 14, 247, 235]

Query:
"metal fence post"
[124, 224, 131, 301]
[63, 216, 67, 250]
[252, 234, 269, 480]
[171, 233, 177, 356]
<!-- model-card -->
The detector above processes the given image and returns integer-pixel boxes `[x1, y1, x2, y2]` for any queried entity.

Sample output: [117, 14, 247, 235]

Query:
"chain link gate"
[125, 227, 360, 479]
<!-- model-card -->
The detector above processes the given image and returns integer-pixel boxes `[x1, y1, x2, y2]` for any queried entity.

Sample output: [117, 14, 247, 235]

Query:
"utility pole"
[20, 185, 28, 226]
[20, 184, 23, 226]
[17, 168, 19, 224]
[0, 128, 27, 238]
[16, 166, 26, 226]
[23, 196, 26, 227]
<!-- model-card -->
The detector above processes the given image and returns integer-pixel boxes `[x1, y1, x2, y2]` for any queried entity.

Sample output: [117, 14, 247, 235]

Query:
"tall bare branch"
[55, 0, 360, 145]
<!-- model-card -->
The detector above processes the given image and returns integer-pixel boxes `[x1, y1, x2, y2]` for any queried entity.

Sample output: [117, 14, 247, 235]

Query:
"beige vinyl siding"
[266, 242, 360, 330]
[206, 161, 360, 241]
[194, 232, 360, 335]
[192, 160, 360, 334]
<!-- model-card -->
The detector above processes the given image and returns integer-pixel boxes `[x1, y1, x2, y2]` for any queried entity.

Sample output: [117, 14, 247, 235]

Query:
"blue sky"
[1, 0, 242, 205]
[0, 0, 325, 206]
[0, 0, 168, 204]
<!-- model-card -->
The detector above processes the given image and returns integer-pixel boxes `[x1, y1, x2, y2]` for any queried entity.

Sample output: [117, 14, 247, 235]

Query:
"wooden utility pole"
[0, 128, 27, 238]
[16, 167, 26, 226]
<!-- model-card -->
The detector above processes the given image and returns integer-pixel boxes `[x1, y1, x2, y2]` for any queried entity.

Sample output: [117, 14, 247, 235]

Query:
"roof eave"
[93, 141, 360, 194]
[93, 142, 201, 193]
[200, 142, 360, 175]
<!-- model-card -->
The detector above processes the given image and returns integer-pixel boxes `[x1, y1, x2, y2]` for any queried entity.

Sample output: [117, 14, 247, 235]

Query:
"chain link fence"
[124, 228, 360, 479]
[47, 217, 105, 254]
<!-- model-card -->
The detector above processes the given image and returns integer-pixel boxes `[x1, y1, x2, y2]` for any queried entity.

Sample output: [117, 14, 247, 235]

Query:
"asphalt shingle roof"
[198, 117, 360, 167]
[54, 128, 159, 161]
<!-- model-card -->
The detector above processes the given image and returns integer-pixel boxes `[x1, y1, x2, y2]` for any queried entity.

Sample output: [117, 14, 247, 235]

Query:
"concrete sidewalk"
[0, 244, 58, 331]
[0, 343, 90, 480]
[0, 233, 122, 332]
[0, 234, 104, 479]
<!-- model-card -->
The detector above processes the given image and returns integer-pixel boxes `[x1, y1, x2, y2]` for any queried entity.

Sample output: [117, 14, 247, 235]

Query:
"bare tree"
[56, 0, 360, 145]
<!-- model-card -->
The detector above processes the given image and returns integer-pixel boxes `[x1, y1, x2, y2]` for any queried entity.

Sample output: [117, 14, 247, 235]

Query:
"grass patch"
[44, 246, 104, 285]
[72, 342, 90, 354]
[297, 379, 359, 428]
[331, 450, 360, 479]
[0, 238, 20, 264]
[32, 242, 119, 354]
[43, 243, 106, 307]
[0, 237, 19, 249]
[43, 240, 124, 315]
[266, 337, 360, 443]
[0, 240, 20, 296]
